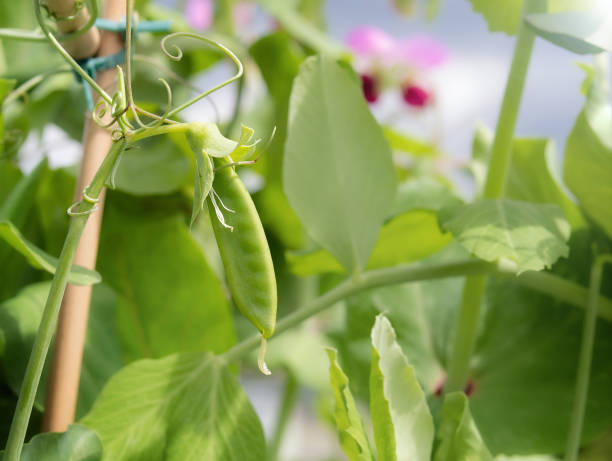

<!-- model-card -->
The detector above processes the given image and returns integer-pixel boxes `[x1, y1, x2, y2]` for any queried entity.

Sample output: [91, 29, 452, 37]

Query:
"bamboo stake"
[42, 0, 125, 432]
[44, 0, 100, 59]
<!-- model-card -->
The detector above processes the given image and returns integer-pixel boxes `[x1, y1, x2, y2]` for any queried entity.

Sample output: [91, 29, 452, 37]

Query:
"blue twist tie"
[74, 17, 172, 111]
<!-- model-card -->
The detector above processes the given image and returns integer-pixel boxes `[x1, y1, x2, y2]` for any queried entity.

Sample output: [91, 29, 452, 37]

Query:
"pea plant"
[0, 0, 611, 460]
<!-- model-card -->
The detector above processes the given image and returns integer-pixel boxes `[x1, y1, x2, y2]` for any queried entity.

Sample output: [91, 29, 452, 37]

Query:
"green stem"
[444, 275, 487, 392]
[444, 0, 543, 393]
[225, 74, 245, 137]
[565, 255, 612, 461]
[220, 260, 612, 366]
[268, 373, 298, 461]
[3, 140, 125, 461]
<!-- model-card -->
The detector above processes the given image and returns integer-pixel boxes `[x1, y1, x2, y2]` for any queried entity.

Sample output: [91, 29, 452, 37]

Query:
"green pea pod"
[208, 157, 277, 338]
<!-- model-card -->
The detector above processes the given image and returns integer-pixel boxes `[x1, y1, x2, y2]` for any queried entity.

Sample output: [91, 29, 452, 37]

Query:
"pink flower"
[346, 26, 396, 59]
[402, 84, 430, 107]
[360, 74, 379, 103]
[186, 0, 212, 30]
[395, 36, 447, 69]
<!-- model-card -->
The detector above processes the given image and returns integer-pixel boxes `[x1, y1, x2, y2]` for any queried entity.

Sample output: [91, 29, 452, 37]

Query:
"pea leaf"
[81, 352, 266, 461]
[113, 133, 193, 196]
[506, 138, 584, 229]
[257, 0, 346, 57]
[0, 282, 122, 416]
[0, 220, 101, 285]
[284, 56, 397, 273]
[98, 194, 235, 362]
[0, 424, 102, 461]
[466, 0, 527, 35]
[383, 127, 438, 157]
[287, 210, 451, 276]
[564, 65, 612, 238]
[433, 392, 493, 461]
[526, 2, 612, 54]
[438, 199, 570, 273]
[326, 348, 374, 461]
[369, 315, 434, 461]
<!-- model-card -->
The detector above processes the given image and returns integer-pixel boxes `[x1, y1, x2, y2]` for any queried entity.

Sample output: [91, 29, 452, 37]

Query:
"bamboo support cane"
[42, 0, 125, 432]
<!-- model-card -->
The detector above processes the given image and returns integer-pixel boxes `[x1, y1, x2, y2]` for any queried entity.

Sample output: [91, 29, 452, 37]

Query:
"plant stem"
[444, 275, 487, 392]
[268, 373, 298, 461]
[443, 0, 542, 393]
[3, 140, 125, 461]
[220, 258, 612, 365]
[565, 255, 612, 461]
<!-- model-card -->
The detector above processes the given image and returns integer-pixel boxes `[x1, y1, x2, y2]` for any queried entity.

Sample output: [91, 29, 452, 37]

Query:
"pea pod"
[208, 157, 277, 338]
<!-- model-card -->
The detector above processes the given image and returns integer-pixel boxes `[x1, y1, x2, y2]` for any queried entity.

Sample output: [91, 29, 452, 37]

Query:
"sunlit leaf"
[370, 315, 434, 461]
[433, 392, 493, 461]
[0, 220, 101, 285]
[98, 194, 235, 362]
[285, 55, 396, 273]
[438, 199, 570, 273]
[0, 283, 122, 415]
[287, 210, 451, 276]
[81, 352, 266, 461]
[0, 424, 102, 461]
[326, 348, 374, 461]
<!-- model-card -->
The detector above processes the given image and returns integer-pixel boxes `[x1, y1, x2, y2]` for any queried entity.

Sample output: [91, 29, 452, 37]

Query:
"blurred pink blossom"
[346, 26, 397, 59]
[402, 84, 430, 107]
[233, 2, 255, 29]
[396, 36, 447, 69]
[186, 0, 213, 30]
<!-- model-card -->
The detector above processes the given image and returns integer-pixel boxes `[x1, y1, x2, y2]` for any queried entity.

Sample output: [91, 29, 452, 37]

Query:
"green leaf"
[287, 210, 451, 276]
[257, 0, 346, 57]
[326, 348, 374, 461]
[506, 138, 585, 229]
[526, 3, 612, 54]
[433, 392, 493, 461]
[284, 56, 397, 273]
[392, 178, 463, 216]
[466, 0, 526, 35]
[0, 220, 101, 285]
[369, 315, 434, 461]
[98, 194, 235, 362]
[438, 199, 570, 273]
[0, 282, 123, 415]
[113, 133, 193, 196]
[564, 67, 612, 238]
[0, 424, 102, 461]
[469, 277, 612, 453]
[383, 127, 438, 157]
[81, 352, 266, 461]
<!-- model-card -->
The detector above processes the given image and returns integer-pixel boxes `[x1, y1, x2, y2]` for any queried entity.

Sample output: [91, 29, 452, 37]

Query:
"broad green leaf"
[0, 424, 102, 461]
[391, 178, 463, 216]
[506, 138, 584, 229]
[433, 392, 493, 461]
[0, 283, 123, 415]
[438, 199, 570, 273]
[466, 0, 526, 35]
[469, 277, 612, 453]
[326, 348, 374, 461]
[0, 158, 47, 226]
[383, 127, 438, 157]
[98, 193, 235, 362]
[495, 457, 559, 460]
[0, 220, 101, 285]
[81, 352, 266, 461]
[287, 210, 451, 276]
[284, 56, 397, 273]
[526, 2, 612, 54]
[113, 133, 192, 196]
[564, 66, 612, 238]
[369, 315, 434, 461]
[258, 0, 346, 57]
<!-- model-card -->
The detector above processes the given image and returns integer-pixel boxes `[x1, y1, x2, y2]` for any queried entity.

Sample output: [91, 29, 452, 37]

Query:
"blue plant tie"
[74, 17, 172, 111]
